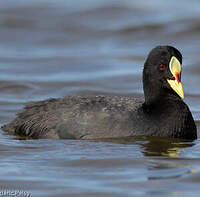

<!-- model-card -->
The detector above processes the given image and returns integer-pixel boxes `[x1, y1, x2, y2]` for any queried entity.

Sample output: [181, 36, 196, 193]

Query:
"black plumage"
[2, 46, 197, 140]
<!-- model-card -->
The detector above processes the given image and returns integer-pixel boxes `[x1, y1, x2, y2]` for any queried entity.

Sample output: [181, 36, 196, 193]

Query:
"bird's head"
[143, 45, 184, 104]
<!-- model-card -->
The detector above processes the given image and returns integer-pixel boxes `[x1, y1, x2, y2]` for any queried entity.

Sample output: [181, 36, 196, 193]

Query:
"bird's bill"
[167, 56, 184, 99]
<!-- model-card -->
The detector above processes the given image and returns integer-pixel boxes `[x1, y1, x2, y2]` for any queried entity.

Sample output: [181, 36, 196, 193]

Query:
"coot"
[2, 46, 197, 140]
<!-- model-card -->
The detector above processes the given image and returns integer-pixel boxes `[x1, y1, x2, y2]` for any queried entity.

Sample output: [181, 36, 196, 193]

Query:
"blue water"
[0, 0, 200, 196]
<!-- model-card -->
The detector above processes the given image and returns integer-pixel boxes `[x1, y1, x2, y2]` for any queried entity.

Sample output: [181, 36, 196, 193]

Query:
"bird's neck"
[143, 76, 181, 106]
[143, 85, 183, 115]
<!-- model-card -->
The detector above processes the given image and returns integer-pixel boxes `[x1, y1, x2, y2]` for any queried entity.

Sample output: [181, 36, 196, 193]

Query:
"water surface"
[0, 0, 200, 196]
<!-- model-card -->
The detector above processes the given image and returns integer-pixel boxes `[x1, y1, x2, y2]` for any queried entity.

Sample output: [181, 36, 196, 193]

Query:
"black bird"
[2, 46, 197, 140]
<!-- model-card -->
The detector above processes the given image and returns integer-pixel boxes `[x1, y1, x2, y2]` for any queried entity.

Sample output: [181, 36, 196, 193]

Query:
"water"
[0, 0, 200, 196]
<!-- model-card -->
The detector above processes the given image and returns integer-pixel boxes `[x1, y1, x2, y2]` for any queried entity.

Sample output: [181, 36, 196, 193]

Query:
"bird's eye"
[160, 64, 165, 71]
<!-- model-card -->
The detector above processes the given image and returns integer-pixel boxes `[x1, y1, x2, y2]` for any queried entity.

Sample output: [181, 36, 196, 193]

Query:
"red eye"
[160, 64, 165, 70]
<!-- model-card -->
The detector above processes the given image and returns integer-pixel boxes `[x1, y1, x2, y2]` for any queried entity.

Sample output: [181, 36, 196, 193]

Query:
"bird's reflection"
[94, 136, 195, 158]
[141, 137, 195, 157]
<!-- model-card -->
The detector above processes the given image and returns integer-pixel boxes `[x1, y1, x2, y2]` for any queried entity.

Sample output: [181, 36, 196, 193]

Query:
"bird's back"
[2, 95, 143, 139]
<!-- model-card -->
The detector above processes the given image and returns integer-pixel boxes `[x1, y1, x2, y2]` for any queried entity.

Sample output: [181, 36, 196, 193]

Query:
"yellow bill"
[167, 56, 184, 99]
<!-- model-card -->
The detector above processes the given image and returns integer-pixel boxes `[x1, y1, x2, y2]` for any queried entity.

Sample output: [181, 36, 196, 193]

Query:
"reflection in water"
[141, 137, 195, 158]
[94, 136, 195, 158]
